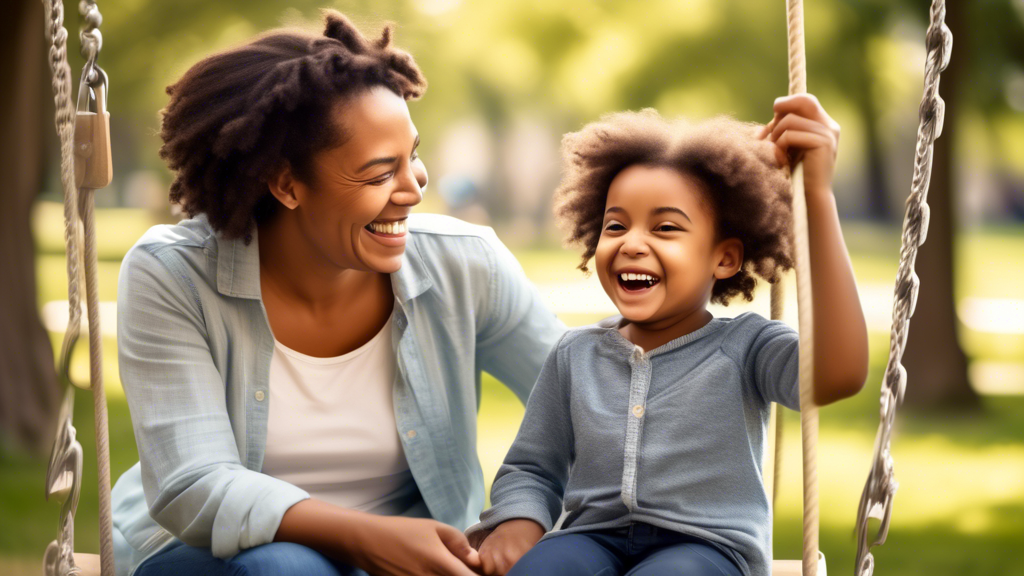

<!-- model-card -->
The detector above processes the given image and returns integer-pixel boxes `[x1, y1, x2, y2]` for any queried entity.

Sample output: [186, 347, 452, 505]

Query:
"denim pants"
[507, 523, 744, 576]
[134, 540, 370, 576]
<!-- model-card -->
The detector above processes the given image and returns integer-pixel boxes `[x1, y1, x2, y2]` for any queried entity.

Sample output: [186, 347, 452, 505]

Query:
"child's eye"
[604, 223, 625, 232]
[655, 224, 681, 232]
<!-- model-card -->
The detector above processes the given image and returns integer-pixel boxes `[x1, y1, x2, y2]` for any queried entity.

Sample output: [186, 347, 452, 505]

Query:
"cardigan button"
[255, 390, 265, 402]
[632, 404, 645, 418]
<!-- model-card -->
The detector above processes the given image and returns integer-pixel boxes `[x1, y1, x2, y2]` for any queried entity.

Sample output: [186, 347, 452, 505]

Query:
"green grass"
[5, 205, 1023, 574]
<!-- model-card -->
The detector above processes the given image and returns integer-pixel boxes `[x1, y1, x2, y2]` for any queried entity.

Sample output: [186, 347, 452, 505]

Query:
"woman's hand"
[758, 93, 841, 198]
[473, 519, 545, 576]
[347, 515, 482, 576]
[275, 500, 480, 576]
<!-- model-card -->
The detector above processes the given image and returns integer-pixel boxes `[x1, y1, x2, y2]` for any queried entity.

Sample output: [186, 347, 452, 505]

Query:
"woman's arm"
[475, 229, 567, 402]
[118, 246, 308, 557]
[763, 94, 870, 405]
[275, 500, 480, 576]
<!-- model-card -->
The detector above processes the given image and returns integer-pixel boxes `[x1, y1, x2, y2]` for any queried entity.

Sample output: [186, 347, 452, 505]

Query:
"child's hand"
[473, 519, 545, 575]
[758, 93, 841, 197]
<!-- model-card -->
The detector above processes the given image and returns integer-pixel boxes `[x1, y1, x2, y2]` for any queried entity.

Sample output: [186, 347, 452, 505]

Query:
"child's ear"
[713, 238, 744, 280]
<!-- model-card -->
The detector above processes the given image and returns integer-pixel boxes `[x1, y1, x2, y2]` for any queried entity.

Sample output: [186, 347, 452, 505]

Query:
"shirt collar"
[213, 218, 433, 303]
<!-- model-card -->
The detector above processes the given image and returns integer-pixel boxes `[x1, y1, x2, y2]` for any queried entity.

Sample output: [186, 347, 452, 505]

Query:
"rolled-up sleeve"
[118, 246, 308, 559]
[474, 230, 566, 404]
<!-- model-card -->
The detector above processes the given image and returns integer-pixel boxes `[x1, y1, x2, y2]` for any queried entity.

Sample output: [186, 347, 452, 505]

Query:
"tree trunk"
[902, 0, 980, 411]
[0, 0, 61, 453]
[854, 31, 891, 220]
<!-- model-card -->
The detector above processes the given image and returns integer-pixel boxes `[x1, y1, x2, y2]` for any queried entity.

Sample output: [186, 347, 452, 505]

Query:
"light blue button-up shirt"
[109, 213, 565, 576]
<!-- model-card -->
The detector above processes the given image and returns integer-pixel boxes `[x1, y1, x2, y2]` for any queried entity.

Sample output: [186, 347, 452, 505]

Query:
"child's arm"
[467, 335, 574, 574]
[760, 94, 870, 406]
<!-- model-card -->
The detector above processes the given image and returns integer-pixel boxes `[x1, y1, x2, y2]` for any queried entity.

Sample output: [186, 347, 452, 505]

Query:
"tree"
[901, 0, 980, 411]
[0, 0, 60, 452]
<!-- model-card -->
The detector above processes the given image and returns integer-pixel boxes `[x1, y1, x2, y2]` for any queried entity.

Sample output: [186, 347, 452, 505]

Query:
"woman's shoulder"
[124, 216, 216, 264]
[119, 216, 219, 297]
[405, 213, 511, 276]
[407, 213, 500, 245]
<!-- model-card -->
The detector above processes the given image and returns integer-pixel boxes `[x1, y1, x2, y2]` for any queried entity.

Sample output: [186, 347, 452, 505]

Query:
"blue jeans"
[507, 523, 743, 576]
[135, 540, 369, 576]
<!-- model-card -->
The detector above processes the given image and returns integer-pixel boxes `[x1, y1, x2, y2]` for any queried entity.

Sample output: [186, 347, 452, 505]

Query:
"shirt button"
[406, 429, 417, 439]
[254, 390, 265, 402]
[632, 404, 645, 418]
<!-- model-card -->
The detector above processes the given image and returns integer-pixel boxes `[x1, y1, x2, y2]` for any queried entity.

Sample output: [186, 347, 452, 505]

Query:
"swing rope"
[783, 1, 823, 574]
[854, 1, 951, 574]
[41, 0, 114, 574]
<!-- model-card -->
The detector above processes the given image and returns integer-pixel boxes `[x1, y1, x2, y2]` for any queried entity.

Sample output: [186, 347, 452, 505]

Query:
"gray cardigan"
[467, 312, 800, 576]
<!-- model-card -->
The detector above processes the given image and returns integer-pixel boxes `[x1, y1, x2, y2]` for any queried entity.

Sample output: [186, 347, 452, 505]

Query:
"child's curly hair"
[554, 109, 794, 305]
[160, 10, 427, 240]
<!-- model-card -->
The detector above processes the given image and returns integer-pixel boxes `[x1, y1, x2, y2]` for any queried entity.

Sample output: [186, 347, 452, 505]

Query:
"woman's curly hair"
[554, 109, 794, 305]
[160, 10, 427, 239]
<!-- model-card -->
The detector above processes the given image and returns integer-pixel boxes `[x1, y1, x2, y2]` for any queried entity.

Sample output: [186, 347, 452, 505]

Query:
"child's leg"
[624, 540, 742, 576]
[507, 533, 625, 576]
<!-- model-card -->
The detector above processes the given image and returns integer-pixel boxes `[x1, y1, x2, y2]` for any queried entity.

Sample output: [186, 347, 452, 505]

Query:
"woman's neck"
[257, 214, 386, 311]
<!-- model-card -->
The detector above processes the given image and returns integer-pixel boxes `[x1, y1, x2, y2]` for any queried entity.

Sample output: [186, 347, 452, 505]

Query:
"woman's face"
[283, 86, 427, 274]
[594, 164, 741, 327]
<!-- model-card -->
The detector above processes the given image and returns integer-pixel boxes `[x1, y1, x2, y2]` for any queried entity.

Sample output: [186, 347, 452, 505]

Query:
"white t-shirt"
[262, 314, 423, 515]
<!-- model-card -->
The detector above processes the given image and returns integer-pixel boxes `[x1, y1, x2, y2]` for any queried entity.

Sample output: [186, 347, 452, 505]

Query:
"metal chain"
[854, 1, 952, 574]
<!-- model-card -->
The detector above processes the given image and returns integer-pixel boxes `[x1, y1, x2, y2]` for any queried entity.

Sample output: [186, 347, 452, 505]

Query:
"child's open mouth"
[617, 271, 661, 293]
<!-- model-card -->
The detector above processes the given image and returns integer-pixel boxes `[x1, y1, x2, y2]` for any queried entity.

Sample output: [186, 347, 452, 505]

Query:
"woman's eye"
[411, 151, 420, 161]
[369, 172, 394, 186]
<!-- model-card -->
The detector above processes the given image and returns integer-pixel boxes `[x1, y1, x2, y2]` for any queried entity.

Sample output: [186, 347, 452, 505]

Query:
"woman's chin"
[364, 257, 403, 275]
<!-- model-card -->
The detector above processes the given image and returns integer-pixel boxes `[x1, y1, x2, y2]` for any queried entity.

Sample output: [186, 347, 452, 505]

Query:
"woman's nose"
[392, 161, 427, 206]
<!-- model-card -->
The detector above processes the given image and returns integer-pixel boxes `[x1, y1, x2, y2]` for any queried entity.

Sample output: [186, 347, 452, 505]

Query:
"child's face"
[595, 164, 742, 327]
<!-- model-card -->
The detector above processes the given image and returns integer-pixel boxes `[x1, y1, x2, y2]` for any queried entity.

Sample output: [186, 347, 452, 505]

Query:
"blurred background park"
[2, 0, 1023, 574]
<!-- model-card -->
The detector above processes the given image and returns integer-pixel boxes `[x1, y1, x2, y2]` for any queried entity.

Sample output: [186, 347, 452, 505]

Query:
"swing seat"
[772, 552, 827, 575]
[61, 551, 826, 575]
[72, 553, 101, 576]
[59, 551, 826, 576]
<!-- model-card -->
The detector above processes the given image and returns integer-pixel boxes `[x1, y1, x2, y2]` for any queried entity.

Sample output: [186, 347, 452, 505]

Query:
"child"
[466, 94, 868, 576]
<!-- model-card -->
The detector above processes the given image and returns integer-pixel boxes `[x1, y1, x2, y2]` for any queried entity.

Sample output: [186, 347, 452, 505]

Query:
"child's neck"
[619, 308, 714, 353]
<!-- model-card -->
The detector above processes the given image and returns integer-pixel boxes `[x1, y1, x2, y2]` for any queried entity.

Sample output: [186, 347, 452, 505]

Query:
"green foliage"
[53, 0, 1024, 208]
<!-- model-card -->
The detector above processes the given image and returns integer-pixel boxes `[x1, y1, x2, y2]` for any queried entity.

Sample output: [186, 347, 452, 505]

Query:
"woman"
[110, 10, 565, 576]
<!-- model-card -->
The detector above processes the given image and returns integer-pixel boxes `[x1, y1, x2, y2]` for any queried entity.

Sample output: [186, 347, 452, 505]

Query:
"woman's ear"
[267, 163, 301, 210]
[713, 238, 744, 280]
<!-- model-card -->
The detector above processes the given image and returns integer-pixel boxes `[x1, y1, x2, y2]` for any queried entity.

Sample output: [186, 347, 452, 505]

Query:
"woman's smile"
[362, 218, 409, 248]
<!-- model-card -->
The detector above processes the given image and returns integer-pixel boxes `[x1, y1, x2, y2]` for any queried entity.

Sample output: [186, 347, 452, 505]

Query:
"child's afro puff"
[554, 109, 794, 305]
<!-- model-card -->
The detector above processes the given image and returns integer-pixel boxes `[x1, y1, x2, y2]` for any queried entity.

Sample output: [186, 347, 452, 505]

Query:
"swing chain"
[854, 1, 951, 574]
[79, 0, 104, 86]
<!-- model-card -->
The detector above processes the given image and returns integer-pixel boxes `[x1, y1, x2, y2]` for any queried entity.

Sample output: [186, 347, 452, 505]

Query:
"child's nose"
[620, 233, 649, 258]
